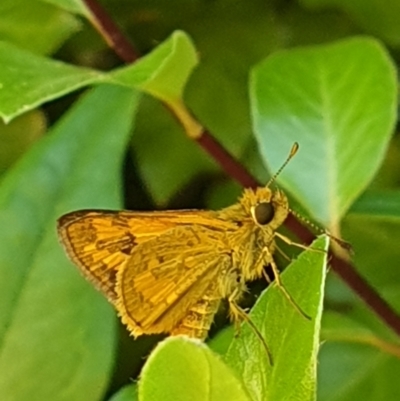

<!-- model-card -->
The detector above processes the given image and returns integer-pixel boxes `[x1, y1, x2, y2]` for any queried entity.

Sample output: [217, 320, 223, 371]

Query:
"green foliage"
[139, 338, 252, 401]
[135, 236, 327, 401]
[251, 37, 396, 228]
[0, 0, 81, 54]
[0, 85, 138, 400]
[109, 385, 138, 401]
[224, 236, 328, 401]
[0, 31, 196, 122]
[0, 1, 399, 401]
[300, 0, 400, 46]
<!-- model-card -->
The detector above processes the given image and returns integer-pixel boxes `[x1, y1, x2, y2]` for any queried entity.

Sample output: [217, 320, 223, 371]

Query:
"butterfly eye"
[254, 202, 274, 225]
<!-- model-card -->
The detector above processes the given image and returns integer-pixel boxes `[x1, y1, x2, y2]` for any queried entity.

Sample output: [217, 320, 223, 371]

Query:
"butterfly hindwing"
[115, 225, 232, 336]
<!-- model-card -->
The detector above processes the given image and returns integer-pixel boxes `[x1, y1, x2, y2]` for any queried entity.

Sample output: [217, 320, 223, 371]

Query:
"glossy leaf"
[108, 384, 138, 401]
[39, 0, 89, 16]
[139, 337, 252, 401]
[0, 84, 139, 401]
[225, 235, 329, 401]
[350, 190, 400, 219]
[0, 111, 45, 175]
[251, 37, 397, 228]
[0, 0, 80, 54]
[0, 31, 197, 123]
[319, 309, 400, 401]
[0, 40, 102, 123]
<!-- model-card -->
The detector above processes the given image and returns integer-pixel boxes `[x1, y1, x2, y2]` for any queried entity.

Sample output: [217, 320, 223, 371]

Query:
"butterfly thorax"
[217, 186, 289, 282]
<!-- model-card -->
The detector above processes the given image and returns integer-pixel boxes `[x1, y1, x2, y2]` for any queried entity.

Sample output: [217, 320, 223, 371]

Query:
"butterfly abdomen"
[171, 296, 220, 340]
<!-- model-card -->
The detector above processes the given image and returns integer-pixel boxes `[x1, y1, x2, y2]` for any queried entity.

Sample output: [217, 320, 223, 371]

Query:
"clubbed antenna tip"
[266, 142, 299, 188]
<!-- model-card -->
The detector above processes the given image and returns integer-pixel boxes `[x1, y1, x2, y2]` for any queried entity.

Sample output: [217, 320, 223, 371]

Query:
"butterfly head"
[245, 143, 298, 229]
[239, 187, 289, 230]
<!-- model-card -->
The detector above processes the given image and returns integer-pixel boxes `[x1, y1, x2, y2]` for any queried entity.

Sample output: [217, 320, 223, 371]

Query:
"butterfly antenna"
[266, 142, 299, 188]
[289, 208, 353, 253]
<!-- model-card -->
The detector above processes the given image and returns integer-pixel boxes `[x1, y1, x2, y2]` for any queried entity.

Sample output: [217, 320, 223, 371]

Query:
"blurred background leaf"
[250, 37, 396, 230]
[0, 0, 81, 54]
[300, 0, 400, 47]
[0, 85, 138, 401]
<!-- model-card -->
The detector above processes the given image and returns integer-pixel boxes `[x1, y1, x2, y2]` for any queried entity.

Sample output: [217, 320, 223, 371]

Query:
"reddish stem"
[83, 0, 138, 62]
[197, 131, 259, 189]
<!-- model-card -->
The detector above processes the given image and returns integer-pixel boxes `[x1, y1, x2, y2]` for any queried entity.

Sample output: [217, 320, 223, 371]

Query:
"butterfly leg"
[262, 246, 311, 320]
[227, 287, 273, 365]
[275, 232, 326, 255]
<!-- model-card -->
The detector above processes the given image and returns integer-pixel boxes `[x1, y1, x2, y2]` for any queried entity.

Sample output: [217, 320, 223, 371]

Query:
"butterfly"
[57, 144, 303, 362]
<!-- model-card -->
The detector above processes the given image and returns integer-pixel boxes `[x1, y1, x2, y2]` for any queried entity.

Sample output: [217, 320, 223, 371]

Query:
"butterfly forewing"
[58, 211, 139, 301]
[57, 209, 233, 303]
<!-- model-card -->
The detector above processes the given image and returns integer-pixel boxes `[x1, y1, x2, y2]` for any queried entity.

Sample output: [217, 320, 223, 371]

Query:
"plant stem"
[83, 0, 139, 62]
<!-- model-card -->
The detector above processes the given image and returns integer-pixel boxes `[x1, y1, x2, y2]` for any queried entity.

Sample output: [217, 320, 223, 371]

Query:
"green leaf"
[0, 40, 103, 123]
[0, 31, 197, 123]
[250, 37, 397, 228]
[0, 84, 139, 401]
[184, 0, 280, 163]
[112, 31, 197, 104]
[139, 337, 252, 401]
[322, 309, 400, 351]
[321, 208, 400, 401]
[111, 31, 200, 137]
[318, 309, 400, 401]
[319, 340, 400, 401]
[209, 326, 235, 356]
[225, 235, 329, 401]
[350, 190, 400, 219]
[0, 110, 45, 175]
[39, 0, 89, 16]
[300, 0, 400, 47]
[0, 0, 81, 55]
[342, 213, 400, 288]
[108, 384, 138, 401]
[131, 96, 215, 205]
